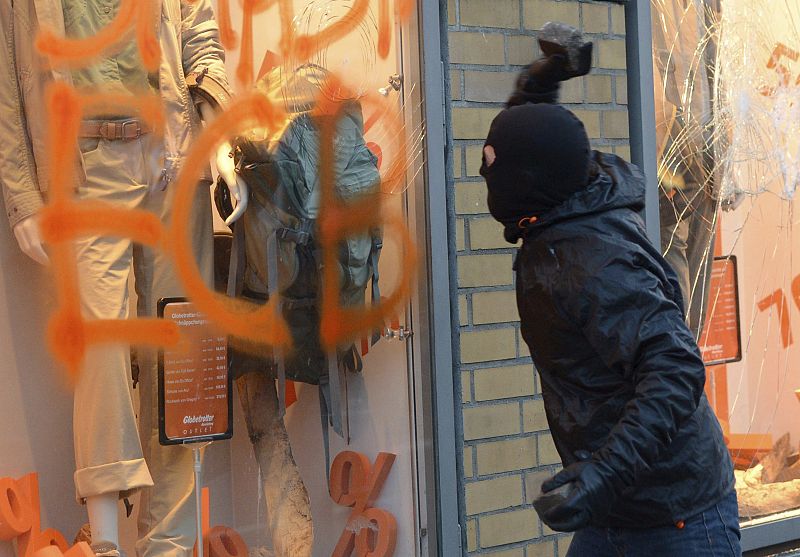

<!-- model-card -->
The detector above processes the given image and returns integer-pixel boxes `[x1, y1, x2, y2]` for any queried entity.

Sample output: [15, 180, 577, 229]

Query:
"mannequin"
[0, 2, 231, 556]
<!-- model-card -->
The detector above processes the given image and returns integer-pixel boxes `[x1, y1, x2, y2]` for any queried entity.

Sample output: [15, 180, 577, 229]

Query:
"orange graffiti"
[35, 0, 160, 72]
[35, 0, 419, 379]
[219, 0, 415, 87]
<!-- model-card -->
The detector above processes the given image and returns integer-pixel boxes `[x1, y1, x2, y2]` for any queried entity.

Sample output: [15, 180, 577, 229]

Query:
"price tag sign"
[158, 298, 232, 445]
[698, 256, 743, 366]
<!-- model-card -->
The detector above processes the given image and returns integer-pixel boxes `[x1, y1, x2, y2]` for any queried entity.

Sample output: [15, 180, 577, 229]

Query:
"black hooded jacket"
[514, 151, 733, 528]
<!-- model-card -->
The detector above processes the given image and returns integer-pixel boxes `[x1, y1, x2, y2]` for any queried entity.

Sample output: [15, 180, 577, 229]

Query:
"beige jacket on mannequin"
[0, 0, 229, 229]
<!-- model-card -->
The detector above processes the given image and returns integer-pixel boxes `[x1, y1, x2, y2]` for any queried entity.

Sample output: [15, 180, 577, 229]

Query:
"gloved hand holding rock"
[507, 21, 593, 107]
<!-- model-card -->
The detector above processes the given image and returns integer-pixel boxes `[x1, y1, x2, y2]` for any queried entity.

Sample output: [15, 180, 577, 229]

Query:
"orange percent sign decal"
[0, 474, 92, 557]
[329, 451, 398, 557]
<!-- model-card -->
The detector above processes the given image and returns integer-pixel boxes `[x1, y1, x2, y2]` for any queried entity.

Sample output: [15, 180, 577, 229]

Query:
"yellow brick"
[452, 107, 501, 139]
[447, 0, 456, 26]
[543, 520, 557, 537]
[479, 507, 540, 547]
[452, 144, 463, 177]
[508, 35, 539, 66]
[523, 0, 580, 30]
[616, 75, 628, 105]
[538, 432, 561, 465]
[559, 76, 583, 104]
[611, 4, 626, 35]
[467, 519, 478, 552]
[456, 217, 466, 251]
[476, 437, 537, 474]
[558, 534, 575, 555]
[458, 254, 514, 287]
[523, 398, 548, 432]
[455, 181, 488, 215]
[462, 371, 472, 402]
[470, 218, 511, 250]
[614, 144, 631, 162]
[474, 364, 536, 401]
[451, 69, 462, 101]
[598, 39, 627, 70]
[520, 337, 531, 358]
[473, 290, 519, 325]
[459, 293, 469, 326]
[483, 548, 525, 557]
[581, 3, 609, 34]
[465, 144, 484, 177]
[461, 327, 517, 364]
[464, 445, 475, 477]
[604, 110, 629, 139]
[463, 402, 521, 440]
[572, 109, 601, 139]
[524, 469, 553, 503]
[449, 32, 505, 65]
[464, 70, 519, 103]
[465, 475, 523, 515]
[461, 0, 520, 28]
[527, 541, 557, 557]
[585, 74, 612, 103]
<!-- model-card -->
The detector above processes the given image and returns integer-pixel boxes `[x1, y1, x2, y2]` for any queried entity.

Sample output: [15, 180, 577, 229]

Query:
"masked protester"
[479, 27, 740, 556]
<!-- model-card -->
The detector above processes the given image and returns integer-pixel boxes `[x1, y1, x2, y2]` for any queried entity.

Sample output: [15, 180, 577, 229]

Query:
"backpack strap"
[327, 352, 349, 442]
[266, 229, 287, 418]
[318, 376, 333, 489]
[369, 229, 383, 345]
[226, 223, 245, 298]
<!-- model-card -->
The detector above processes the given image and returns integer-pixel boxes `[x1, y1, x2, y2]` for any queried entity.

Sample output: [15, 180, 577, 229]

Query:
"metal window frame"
[405, 1, 462, 556]
[625, 0, 661, 246]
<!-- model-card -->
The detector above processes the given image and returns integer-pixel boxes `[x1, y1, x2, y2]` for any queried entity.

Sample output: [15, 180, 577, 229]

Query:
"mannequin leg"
[237, 372, 313, 557]
[72, 137, 155, 554]
[86, 493, 120, 548]
[133, 173, 215, 557]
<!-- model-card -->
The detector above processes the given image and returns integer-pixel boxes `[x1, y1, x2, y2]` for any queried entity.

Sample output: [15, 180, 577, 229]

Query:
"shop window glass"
[0, 1, 427, 556]
[653, 0, 800, 526]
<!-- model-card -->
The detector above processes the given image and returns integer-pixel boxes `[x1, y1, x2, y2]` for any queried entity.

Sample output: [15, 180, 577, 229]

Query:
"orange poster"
[698, 257, 742, 366]
[158, 298, 232, 444]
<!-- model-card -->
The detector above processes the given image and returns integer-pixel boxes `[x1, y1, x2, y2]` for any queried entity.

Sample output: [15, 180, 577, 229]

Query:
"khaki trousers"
[73, 133, 213, 557]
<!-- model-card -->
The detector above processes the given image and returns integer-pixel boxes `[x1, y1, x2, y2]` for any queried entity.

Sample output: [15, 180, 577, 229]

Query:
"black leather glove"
[506, 21, 593, 107]
[533, 452, 622, 532]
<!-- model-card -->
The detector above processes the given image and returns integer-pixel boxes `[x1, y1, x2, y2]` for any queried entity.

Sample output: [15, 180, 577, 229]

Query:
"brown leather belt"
[79, 119, 151, 141]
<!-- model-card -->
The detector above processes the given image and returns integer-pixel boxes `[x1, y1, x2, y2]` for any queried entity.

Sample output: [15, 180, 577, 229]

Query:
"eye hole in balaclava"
[483, 145, 496, 167]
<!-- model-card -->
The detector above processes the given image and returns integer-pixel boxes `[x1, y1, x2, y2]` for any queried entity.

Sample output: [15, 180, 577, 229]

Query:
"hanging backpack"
[216, 65, 382, 446]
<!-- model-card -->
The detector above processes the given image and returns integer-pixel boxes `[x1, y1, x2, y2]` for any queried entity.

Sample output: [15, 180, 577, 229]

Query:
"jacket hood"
[519, 151, 646, 238]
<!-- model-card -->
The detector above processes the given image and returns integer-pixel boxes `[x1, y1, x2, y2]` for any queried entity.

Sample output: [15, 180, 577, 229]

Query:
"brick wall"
[445, 1, 630, 555]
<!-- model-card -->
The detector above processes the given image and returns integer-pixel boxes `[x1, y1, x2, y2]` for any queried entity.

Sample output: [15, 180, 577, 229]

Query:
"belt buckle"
[99, 120, 141, 141]
[119, 119, 142, 141]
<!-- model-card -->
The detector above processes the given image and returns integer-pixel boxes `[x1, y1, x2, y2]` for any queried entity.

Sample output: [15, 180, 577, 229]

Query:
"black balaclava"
[480, 103, 592, 241]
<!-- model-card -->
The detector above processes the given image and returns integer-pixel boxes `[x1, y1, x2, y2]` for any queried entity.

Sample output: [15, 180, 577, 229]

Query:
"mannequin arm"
[198, 102, 249, 225]
[13, 215, 49, 266]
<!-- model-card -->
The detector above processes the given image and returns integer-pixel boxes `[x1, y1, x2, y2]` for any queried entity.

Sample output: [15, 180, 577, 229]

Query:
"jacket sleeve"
[180, 0, 232, 108]
[570, 255, 707, 488]
[0, 5, 44, 229]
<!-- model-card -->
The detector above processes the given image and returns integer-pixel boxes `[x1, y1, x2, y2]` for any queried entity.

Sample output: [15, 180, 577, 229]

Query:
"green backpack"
[218, 66, 382, 442]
